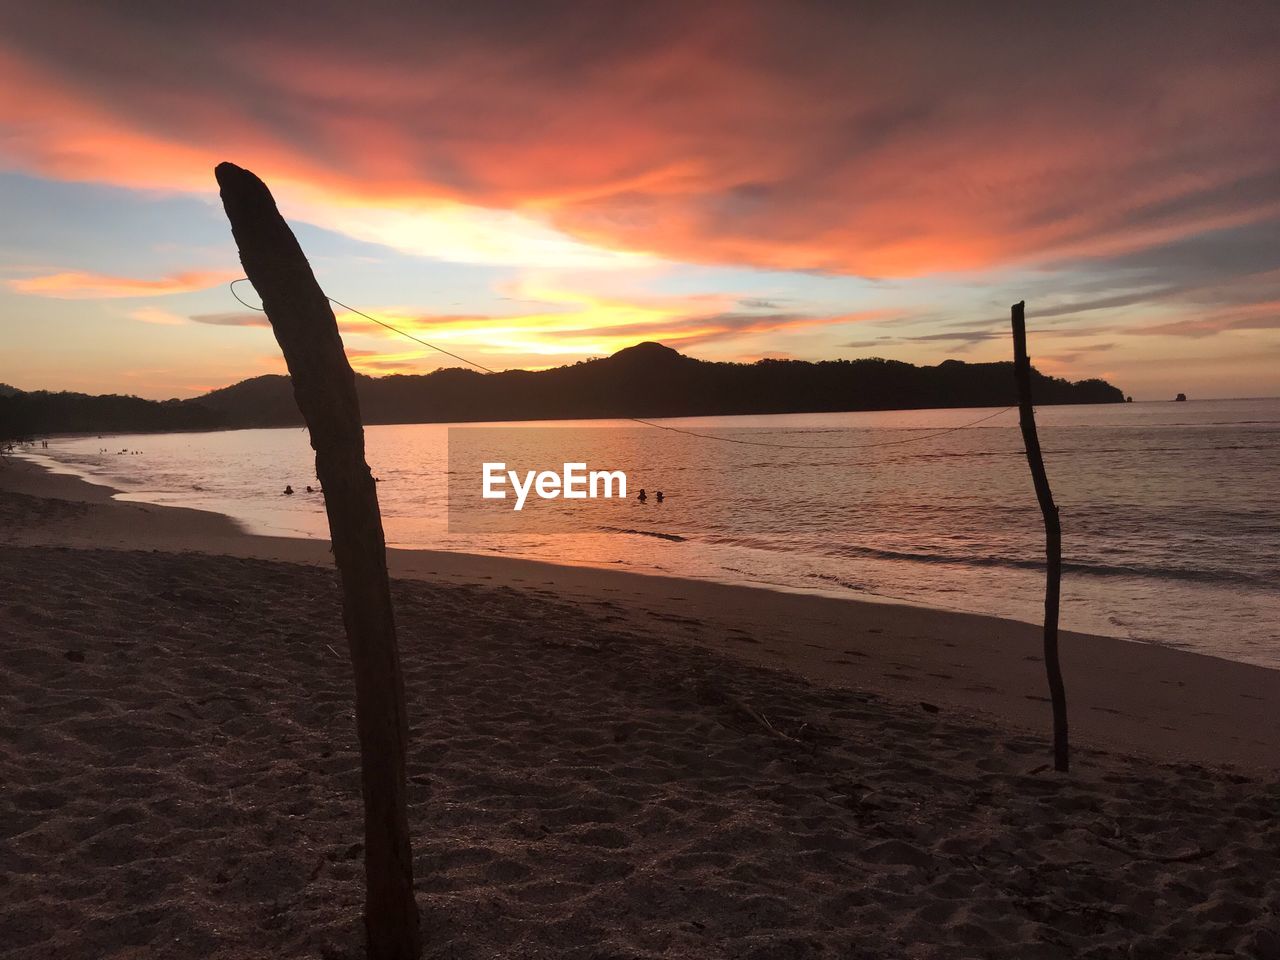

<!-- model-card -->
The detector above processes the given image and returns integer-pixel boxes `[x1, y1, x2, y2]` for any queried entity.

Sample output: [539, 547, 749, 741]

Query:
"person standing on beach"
[637, 489, 648, 503]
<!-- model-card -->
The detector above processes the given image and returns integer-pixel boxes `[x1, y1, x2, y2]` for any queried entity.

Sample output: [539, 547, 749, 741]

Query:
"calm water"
[32, 399, 1280, 668]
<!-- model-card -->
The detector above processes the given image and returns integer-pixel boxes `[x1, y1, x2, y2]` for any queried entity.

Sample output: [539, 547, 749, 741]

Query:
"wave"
[698, 532, 1271, 588]
[819, 542, 1274, 587]
[598, 526, 688, 542]
[805, 572, 870, 592]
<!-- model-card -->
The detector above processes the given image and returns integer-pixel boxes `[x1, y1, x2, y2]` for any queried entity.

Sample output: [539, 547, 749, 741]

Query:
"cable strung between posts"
[233, 279, 500, 374]
[231, 278, 1014, 451]
[628, 406, 1011, 448]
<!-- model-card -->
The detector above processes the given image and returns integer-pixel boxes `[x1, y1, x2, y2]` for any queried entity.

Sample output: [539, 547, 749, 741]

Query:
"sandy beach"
[2, 456, 1278, 958]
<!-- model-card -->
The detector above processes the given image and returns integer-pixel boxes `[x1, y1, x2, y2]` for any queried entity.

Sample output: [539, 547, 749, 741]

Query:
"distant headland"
[0, 342, 1124, 437]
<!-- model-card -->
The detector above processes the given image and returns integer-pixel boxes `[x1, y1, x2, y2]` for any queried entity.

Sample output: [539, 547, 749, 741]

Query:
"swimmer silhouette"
[637, 489, 648, 503]
[283, 485, 294, 496]
[656, 491, 664, 504]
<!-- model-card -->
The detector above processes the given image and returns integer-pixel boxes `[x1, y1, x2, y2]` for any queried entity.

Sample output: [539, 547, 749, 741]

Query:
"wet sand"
[3, 457, 1277, 771]
[1, 456, 1278, 958]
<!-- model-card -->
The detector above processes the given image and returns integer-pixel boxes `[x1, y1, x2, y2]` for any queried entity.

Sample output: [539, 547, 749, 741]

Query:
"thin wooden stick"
[727, 695, 802, 745]
[1010, 301, 1069, 773]
[215, 162, 421, 959]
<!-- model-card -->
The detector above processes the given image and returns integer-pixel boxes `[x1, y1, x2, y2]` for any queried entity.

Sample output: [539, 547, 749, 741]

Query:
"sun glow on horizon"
[329, 279, 891, 376]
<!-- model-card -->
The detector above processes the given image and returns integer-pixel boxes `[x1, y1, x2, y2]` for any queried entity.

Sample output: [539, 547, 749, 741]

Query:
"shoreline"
[27, 412, 1280, 674]
[6, 396, 1120, 437]
[14, 448, 1029, 614]
[3, 454, 1278, 772]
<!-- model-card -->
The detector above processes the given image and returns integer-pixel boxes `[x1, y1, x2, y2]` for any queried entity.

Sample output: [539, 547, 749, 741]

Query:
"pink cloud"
[0, 4, 1276, 277]
[10, 268, 238, 299]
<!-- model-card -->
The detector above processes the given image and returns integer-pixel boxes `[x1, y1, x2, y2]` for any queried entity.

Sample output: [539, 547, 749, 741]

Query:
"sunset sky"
[1, 2, 1278, 401]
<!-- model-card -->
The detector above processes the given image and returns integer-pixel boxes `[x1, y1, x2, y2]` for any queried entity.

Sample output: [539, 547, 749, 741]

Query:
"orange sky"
[1, 2, 1278, 399]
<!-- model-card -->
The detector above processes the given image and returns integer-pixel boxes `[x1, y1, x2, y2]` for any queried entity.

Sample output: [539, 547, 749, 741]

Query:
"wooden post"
[215, 163, 421, 958]
[1010, 301, 1069, 773]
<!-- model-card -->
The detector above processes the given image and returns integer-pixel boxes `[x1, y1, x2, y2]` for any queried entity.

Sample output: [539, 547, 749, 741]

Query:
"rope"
[329, 296, 504, 375]
[233, 279, 499, 374]
[229, 278, 1013, 451]
[627, 405, 1012, 449]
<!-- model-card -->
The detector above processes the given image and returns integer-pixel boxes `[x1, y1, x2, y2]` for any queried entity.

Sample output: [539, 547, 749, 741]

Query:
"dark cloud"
[894, 219, 1280, 338]
[1054, 219, 1280, 289]
[189, 312, 269, 327]
[1042, 342, 1118, 363]
[844, 324, 1111, 351]
[1132, 313, 1280, 338]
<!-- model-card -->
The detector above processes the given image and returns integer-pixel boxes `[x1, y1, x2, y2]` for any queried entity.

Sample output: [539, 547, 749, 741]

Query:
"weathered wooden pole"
[1010, 300, 1069, 773]
[215, 162, 421, 958]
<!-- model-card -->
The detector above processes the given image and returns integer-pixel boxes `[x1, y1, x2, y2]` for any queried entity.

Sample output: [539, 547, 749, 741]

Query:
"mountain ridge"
[1, 342, 1124, 437]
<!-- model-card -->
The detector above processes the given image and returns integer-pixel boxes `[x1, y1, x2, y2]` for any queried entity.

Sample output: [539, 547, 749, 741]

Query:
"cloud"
[846, 329, 1005, 348]
[327, 283, 887, 364]
[0, 2, 1277, 276]
[1131, 303, 1280, 338]
[189, 311, 270, 327]
[8, 268, 238, 298]
[1041, 342, 1117, 364]
[962, 220, 1280, 341]
[127, 307, 186, 325]
[843, 323, 1110, 351]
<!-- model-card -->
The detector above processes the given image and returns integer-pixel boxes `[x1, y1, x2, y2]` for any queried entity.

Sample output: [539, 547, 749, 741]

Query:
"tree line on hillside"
[0, 387, 222, 441]
[0, 343, 1125, 438]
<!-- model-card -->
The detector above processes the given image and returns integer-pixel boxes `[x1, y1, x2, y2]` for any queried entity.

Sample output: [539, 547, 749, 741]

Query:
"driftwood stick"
[1011, 301, 1070, 773]
[215, 162, 421, 959]
[727, 695, 802, 745]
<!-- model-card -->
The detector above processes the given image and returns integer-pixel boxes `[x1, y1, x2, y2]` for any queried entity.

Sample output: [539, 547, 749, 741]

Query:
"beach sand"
[1, 456, 1278, 958]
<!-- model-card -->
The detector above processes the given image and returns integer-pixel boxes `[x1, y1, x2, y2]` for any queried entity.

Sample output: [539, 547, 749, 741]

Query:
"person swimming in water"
[656, 491, 664, 504]
[283, 485, 294, 495]
[637, 489, 648, 503]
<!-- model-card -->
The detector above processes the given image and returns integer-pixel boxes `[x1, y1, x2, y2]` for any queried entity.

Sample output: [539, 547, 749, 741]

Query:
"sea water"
[33, 398, 1280, 668]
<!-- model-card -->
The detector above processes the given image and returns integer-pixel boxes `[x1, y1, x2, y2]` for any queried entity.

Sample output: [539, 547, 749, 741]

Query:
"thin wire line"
[229, 278, 1014, 450]
[234, 280, 502, 373]
[627, 405, 1012, 449]
[230, 277, 262, 311]
[329, 296, 503, 374]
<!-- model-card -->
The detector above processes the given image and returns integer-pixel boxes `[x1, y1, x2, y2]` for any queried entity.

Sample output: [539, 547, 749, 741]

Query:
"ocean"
[31, 398, 1280, 669]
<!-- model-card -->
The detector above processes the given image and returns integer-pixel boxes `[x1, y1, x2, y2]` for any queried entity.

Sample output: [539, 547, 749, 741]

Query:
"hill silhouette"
[1, 342, 1124, 437]
[0, 389, 222, 439]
